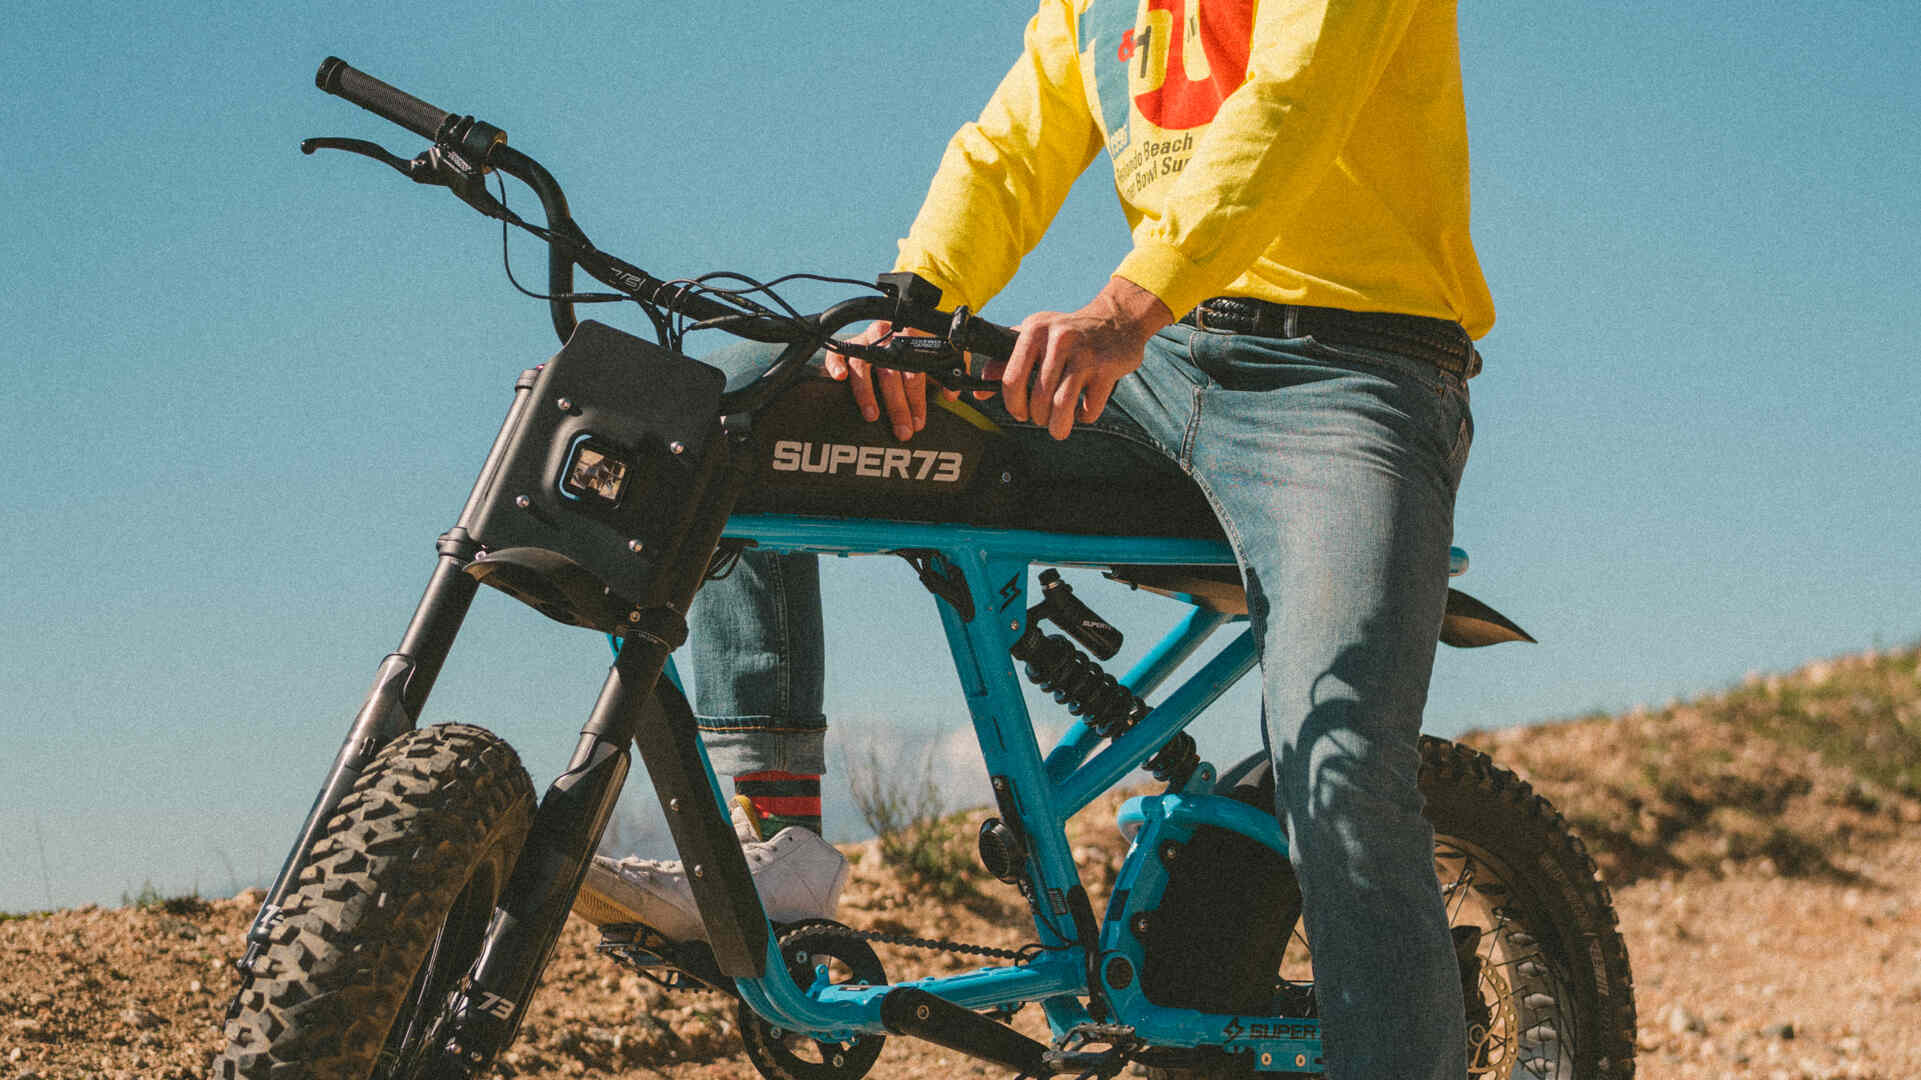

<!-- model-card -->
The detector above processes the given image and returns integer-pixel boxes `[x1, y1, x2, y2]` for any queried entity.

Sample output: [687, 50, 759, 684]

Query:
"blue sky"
[2, 0, 1916, 912]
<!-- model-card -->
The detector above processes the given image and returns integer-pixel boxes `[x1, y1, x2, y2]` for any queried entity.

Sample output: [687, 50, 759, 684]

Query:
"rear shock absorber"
[1010, 571, 1199, 789]
[1012, 627, 1148, 738]
[1141, 732, 1199, 785]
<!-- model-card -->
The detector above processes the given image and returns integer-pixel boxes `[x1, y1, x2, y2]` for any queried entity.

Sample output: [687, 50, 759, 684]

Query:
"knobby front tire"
[215, 723, 536, 1080]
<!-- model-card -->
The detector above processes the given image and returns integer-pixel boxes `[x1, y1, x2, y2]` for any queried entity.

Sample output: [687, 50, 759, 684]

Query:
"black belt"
[1180, 297, 1481, 378]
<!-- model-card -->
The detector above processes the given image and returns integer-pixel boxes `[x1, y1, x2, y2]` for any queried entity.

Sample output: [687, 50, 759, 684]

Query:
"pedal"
[1042, 1023, 1140, 1078]
[595, 921, 675, 961]
[595, 923, 732, 994]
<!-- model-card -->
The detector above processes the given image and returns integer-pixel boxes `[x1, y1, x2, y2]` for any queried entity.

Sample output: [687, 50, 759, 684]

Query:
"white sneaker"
[574, 798, 849, 941]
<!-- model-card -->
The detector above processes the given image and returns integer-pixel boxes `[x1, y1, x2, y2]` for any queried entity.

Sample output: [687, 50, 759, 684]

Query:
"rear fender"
[1440, 589, 1536, 647]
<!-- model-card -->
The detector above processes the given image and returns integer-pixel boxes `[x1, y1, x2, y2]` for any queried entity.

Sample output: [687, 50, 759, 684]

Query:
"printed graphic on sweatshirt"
[1137, 0, 1252, 129]
[1080, 0, 1253, 164]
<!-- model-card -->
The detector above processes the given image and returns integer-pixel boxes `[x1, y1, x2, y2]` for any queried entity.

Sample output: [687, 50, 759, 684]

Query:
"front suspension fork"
[426, 420, 765, 1076]
[233, 537, 487, 985]
[232, 366, 546, 988]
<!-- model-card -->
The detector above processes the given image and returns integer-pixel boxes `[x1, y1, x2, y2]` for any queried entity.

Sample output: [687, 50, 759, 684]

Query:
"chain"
[599, 920, 1044, 976]
[795, 920, 1044, 962]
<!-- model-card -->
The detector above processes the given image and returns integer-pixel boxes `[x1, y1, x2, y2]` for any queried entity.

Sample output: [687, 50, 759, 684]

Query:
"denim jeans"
[690, 323, 1473, 1080]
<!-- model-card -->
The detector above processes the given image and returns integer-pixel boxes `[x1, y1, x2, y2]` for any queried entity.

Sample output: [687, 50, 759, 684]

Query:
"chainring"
[738, 920, 889, 1080]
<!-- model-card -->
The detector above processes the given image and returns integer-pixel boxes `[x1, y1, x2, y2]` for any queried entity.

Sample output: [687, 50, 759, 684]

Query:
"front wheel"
[216, 723, 537, 1080]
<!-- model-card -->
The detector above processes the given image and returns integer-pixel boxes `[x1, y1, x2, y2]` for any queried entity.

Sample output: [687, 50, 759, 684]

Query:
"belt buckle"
[1192, 300, 1248, 334]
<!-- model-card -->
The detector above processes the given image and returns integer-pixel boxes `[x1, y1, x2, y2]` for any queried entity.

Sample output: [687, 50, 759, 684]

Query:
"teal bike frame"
[679, 512, 1472, 1074]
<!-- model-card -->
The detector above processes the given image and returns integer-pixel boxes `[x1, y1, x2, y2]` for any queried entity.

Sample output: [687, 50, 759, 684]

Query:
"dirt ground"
[6, 648, 1918, 1079]
[2, 831, 1917, 1080]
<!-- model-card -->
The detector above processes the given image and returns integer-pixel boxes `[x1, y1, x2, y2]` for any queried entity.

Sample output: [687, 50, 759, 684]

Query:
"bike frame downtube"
[735, 542, 1097, 1039]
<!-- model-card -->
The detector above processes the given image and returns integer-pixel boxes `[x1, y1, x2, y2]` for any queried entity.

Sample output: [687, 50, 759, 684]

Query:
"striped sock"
[733, 771, 823, 836]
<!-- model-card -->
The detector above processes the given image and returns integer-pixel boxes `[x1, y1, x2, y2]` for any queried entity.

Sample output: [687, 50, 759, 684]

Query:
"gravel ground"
[1610, 836, 1921, 1080]
[3, 828, 1918, 1079]
[8, 648, 1919, 1080]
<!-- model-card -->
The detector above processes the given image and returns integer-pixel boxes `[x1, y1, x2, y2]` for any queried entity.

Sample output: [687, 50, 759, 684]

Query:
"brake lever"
[300, 136, 416, 176]
[300, 137, 515, 223]
[416, 143, 514, 220]
[856, 337, 999, 393]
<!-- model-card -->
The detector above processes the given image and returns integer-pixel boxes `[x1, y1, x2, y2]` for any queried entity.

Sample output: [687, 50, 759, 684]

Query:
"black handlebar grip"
[951, 310, 1021, 362]
[316, 57, 454, 141]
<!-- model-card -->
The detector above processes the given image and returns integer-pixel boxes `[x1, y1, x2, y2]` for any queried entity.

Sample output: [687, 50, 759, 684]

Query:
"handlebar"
[306, 57, 1021, 400]
[316, 57, 453, 143]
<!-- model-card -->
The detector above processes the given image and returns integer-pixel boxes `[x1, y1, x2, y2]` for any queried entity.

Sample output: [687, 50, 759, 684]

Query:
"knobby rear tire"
[1420, 736, 1637, 1079]
[215, 723, 536, 1080]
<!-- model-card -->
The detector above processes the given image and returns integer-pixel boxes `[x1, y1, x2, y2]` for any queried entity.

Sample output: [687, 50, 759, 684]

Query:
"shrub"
[122, 881, 211, 917]
[846, 744, 980, 900]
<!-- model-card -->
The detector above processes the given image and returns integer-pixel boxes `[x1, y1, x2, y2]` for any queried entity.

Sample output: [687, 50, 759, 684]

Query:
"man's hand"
[823, 321, 954, 442]
[989, 277, 1174, 441]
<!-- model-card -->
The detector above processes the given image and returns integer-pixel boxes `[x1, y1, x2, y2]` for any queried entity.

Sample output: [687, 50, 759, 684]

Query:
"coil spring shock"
[1011, 628, 1146, 738]
[1009, 626, 1199, 789]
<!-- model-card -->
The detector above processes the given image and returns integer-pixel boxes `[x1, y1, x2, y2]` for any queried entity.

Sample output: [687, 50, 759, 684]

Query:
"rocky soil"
[3, 646, 1917, 1079]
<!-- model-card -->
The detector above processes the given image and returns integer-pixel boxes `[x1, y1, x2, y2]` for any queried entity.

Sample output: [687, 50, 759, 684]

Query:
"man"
[580, 1, 1491, 1076]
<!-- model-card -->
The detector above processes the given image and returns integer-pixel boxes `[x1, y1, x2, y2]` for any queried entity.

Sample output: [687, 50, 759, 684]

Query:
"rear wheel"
[1417, 736, 1637, 1079]
[215, 723, 536, 1079]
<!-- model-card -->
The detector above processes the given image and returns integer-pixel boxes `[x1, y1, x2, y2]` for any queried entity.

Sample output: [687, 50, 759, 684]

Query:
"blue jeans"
[691, 323, 1473, 1080]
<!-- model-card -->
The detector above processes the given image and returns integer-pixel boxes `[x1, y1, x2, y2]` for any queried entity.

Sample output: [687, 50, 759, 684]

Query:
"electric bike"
[216, 58, 1637, 1080]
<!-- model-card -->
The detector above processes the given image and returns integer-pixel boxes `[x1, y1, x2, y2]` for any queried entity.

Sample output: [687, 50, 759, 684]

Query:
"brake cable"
[303, 133, 992, 393]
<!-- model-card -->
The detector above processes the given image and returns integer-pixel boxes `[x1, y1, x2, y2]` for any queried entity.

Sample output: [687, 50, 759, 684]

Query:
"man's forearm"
[1095, 275, 1176, 339]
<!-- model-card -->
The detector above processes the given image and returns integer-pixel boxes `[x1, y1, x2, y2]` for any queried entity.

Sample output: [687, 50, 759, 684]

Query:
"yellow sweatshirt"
[894, 0, 1495, 338]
